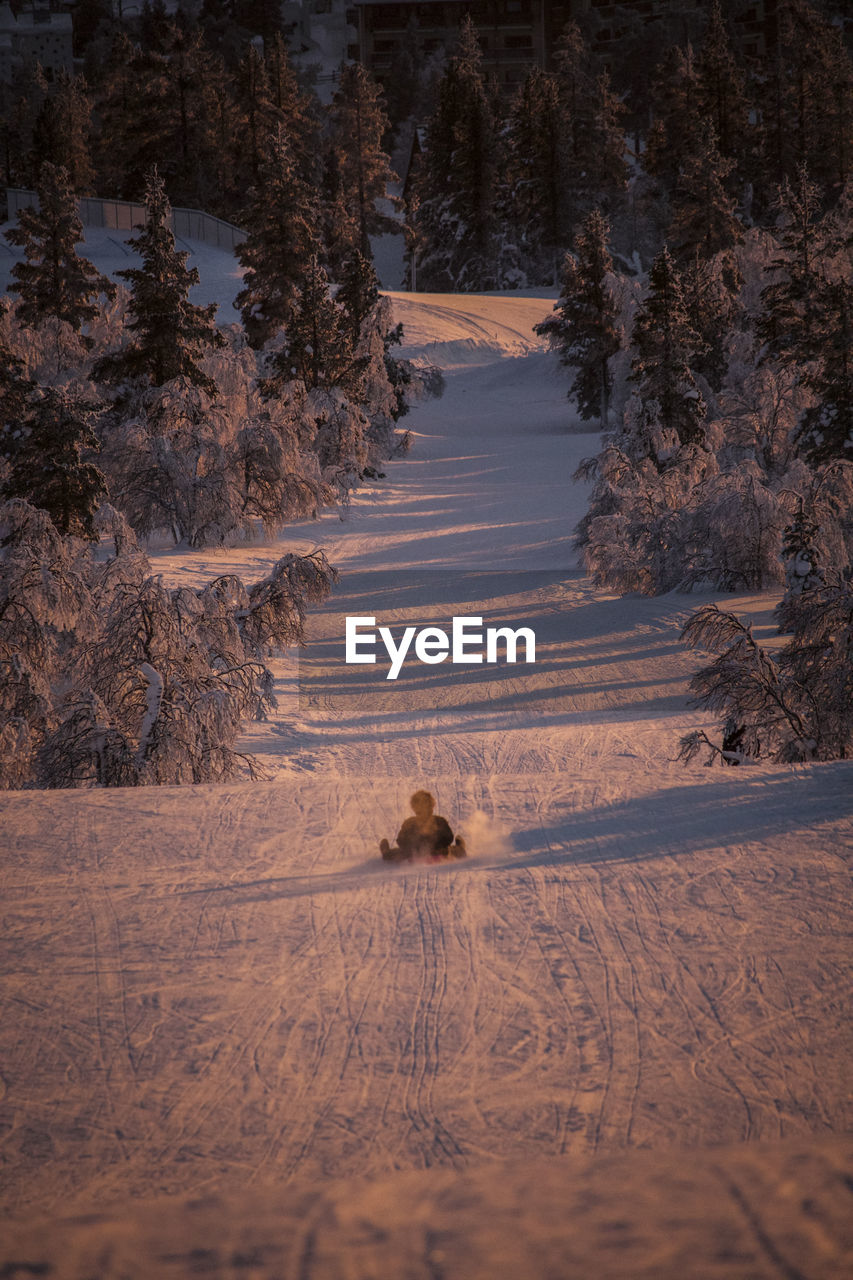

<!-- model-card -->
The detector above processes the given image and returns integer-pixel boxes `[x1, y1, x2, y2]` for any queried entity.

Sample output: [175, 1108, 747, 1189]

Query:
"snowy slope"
[0, 223, 244, 323]
[1, 285, 852, 1276]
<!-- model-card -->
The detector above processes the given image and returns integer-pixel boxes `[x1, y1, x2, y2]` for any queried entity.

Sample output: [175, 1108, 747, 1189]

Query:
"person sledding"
[380, 790, 467, 863]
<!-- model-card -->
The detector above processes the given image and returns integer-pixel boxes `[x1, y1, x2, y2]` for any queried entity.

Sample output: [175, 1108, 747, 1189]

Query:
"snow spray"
[460, 809, 514, 860]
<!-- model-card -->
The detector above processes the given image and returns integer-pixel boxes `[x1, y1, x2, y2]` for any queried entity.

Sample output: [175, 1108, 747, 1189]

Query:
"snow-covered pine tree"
[0, 387, 106, 539]
[680, 250, 741, 393]
[5, 162, 116, 347]
[411, 16, 498, 291]
[335, 266, 414, 430]
[628, 246, 707, 461]
[572, 247, 716, 594]
[236, 123, 322, 347]
[93, 168, 225, 393]
[0, 499, 90, 788]
[265, 257, 362, 396]
[534, 210, 620, 426]
[328, 61, 398, 258]
[336, 248, 380, 345]
[781, 500, 825, 595]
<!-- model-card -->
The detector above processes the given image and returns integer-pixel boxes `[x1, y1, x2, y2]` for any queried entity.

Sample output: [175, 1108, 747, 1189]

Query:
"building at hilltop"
[0, 3, 73, 84]
[354, 0, 556, 93]
[353, 0, 777, 93]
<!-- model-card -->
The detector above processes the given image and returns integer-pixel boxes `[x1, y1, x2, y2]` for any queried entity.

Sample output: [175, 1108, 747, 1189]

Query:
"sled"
[380, 837, 467, 864]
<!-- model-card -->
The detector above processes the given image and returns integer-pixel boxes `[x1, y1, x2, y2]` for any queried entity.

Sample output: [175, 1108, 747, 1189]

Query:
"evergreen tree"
[382, 19, 422, 126]
[160, 24, 229, 210]
[94, 169, 224, 392]
[782, 501, 825, 595]
[535, 210, 620, 426]
[680, 250, 740, 393]
[2, 63, 50, 188]
[552, 25, 626, 227]
[504, 69, 567, 281]
[629, 247, 707, 461]
[71, 0, 114, 59]
[137, 0, 172, 52]
[236, 124, 321, 347]
[94, 34, 170, 200]
[757, 0, 853, 204]
[336, 248, 380, 345]
[0, 305, 35, 430]
[794, 273, 853, 464]
[30, 72, 95, 193]
[552, 20, 591, 184]
[320, 146, 360, 278]
[92, 30, 144, 198]
[696, 1, 750, 166]
[328, 61, 398, 258]
[758, 168, 853, 464]
[265, 257, 362, 395]
[645, 44, 705, 196]
[668, 122, 744, 265]
[233, 43, 279, 190]
[233, 0, 283, 45]
[585, 71, 628, 210]
[93, 25, 227, 209]
[0, 388, 106, 539]
[758, 165, 827, 367]
[264, 32, 319, 185]
[412, 16, 498, 291]
[5, 162, 115, 346]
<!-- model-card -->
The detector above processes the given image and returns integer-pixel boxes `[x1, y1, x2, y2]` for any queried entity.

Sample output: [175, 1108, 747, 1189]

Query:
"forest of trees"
[1, 0, 851, 781]
[521, 4, 852, 763]
[0, 24, 436, 787]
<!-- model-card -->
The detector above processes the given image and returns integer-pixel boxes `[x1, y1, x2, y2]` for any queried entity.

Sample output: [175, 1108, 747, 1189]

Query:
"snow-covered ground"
[0, 222, 245, 323]
[1, 275, 852, 1276]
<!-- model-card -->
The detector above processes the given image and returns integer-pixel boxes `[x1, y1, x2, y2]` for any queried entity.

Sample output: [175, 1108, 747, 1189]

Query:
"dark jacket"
[396, 815, 454, 859]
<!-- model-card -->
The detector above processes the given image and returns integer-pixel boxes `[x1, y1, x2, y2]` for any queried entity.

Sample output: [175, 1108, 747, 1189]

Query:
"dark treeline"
[410, 1, 852, 289]
[2, 0, 850, 285]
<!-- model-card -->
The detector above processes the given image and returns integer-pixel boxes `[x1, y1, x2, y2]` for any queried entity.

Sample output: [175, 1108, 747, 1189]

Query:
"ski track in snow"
[1, 283, 853, 1274]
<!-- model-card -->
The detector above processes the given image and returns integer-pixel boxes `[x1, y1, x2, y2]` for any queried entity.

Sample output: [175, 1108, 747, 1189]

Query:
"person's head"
[410, 790, 435, 819]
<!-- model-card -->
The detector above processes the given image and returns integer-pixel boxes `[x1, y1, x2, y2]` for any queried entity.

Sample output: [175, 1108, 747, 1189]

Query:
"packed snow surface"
[1, 284, 852, 1276]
